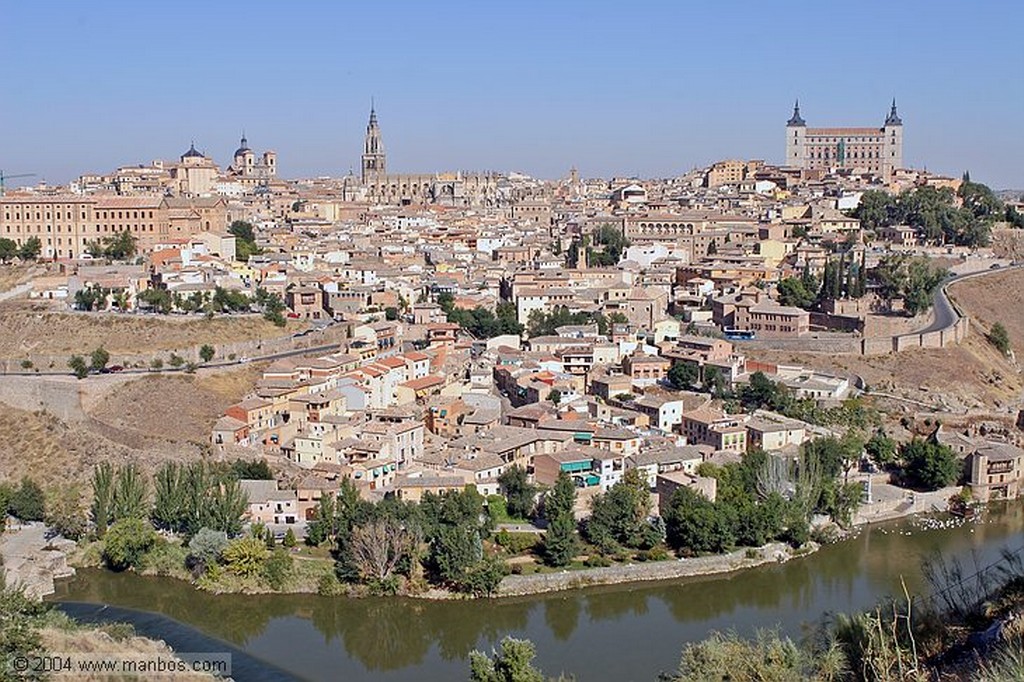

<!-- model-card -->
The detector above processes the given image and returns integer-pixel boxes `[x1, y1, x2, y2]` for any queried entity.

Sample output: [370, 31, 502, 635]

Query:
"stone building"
[785, 100, 903, 179]
[358, 106, 501, 206]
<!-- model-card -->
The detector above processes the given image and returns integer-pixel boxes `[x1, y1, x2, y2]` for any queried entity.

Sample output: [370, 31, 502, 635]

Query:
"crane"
[0, 171, 37, 197]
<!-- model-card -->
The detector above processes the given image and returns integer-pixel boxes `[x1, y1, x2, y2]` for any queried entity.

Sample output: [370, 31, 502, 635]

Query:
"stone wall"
[496, 542, 808, 597]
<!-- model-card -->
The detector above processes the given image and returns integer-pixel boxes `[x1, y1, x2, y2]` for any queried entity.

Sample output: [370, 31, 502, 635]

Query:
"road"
[920, 263, 1021, 335]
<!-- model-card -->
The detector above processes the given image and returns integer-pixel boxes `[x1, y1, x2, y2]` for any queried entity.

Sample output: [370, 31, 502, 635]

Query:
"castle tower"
[785, 100, 806, 168]
[361, 105, 386, 183]
[882, 99, 903, 179]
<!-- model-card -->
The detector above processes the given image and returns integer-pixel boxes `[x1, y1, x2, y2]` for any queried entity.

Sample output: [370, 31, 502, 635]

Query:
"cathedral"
[359, 106, 501, 207]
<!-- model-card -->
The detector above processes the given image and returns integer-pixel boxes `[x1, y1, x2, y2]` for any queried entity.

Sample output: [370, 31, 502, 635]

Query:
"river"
[52, 503, 1024, 682]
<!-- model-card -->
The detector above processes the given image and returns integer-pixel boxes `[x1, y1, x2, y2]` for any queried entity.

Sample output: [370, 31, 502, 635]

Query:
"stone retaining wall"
[496, 542, 809, 597]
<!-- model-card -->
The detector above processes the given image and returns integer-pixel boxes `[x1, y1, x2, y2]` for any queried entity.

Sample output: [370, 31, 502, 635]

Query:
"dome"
[234, 134, 251, 158]
[182, 142, 205, 159]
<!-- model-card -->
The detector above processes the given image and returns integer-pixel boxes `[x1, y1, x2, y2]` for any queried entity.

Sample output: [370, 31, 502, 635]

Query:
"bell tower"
[361, 104, 386, 183]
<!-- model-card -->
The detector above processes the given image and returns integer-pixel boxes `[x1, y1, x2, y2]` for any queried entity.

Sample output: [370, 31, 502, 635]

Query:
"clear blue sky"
[3, 0, 1022, 188]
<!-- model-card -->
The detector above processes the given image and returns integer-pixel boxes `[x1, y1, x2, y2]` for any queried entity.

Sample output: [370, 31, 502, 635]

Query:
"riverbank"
[494, 541, 816, 598]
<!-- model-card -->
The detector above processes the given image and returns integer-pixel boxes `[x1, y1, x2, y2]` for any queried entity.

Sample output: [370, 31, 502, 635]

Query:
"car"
[107, 365, 124, 373]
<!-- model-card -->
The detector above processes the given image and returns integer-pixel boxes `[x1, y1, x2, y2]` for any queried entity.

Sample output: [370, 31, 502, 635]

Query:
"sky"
[3, 0, 1023, 188]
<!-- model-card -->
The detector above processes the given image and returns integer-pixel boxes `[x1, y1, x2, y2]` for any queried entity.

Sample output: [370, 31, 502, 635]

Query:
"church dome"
[234, 134, 251, 158]
[182, 142, 205, 159]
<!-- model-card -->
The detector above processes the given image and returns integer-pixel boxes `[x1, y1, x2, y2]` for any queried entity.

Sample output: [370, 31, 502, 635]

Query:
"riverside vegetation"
[469, 546, 1024, 682]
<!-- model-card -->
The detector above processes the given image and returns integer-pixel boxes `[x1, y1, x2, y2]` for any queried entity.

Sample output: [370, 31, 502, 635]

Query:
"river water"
[52, 504, 1023, 682]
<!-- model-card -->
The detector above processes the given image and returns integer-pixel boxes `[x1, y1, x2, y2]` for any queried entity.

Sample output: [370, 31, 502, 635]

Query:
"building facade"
[785, 100, 903, 179]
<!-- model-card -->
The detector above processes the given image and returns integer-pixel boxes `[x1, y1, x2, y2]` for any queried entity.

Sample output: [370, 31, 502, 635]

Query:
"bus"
[723, 328, 755, 340]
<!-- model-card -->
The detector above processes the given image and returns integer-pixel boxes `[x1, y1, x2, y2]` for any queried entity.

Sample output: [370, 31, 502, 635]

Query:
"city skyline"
[3, 0, 1022, 187]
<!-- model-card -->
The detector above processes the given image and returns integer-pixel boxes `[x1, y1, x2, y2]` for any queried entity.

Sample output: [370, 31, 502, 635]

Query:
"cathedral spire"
[362, 101, 385, 182]
[787, 99, 805, 127]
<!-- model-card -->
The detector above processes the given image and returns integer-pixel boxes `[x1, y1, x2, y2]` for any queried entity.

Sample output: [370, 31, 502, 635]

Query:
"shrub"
[494, 530, 538, 555]
[317, 571, 345, 596]
[187, 528, 229, 567]
[19, 360, 32, 369]
[169, 353, 185, 368]
[8, 478, 46, 522]
[102, 518, 157, 571]
[262, 549, 293, 590]
[222, 536, 269, 577]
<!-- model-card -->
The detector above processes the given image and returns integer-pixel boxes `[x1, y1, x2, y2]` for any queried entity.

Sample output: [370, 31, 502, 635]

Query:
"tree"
[152, 462, 186, 532]
[111, 464, 149, 522]
[865, 431, 898, 467]
[8, 478, 45, 522]
[99, 230, 137, 260]
[102, 518, 157, 571]
[431, 523, 483, 587]
[776, 276, 818, 309]
[207, 478, 248, 537]
[262, 548, 294, 589]
[0, 237, 17, 263]
[282, 528, 297, 548]
[349, 517, 419, 584]
[469, 636, 549, 682]
[137, 287, 173, 314]
[169, 353, 185, 368]
[987, 322, 1010, 355]
[91, 463, 114, 538]
[461, 555, 509, 597]
[228, 221, 261, 261]
[68, 355, 89, 379]
[547, 389, 562, 406]
[545, 471, 576, 523]
[17, 237, 41, 261]
[385, 306, 399, 321]
[542, 510, 578, 567]
[583, 469, 657, 553]
[45, 485, 86, 540]
[664, 487, 734, 554]
[89, 347, 110, 373]
[199, 344, 215, 363]
[667, 362, 698, 390]
[901, 439, 960, 491]
[498, 465, 537, 520]
[229, 458, 273, 480]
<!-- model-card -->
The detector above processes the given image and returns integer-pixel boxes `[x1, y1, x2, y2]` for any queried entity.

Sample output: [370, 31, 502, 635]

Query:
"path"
[0, 522, 75, 599]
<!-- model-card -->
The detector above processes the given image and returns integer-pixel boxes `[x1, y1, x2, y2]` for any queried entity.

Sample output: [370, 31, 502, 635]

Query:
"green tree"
[469, 636, 550, 682]
[865, 431, 898, 467]
[102, 518, 157, 571]
[262, 549, 294, 589]
[461, 554, 509, 597]
[228, 221, 261, 261]
[207, 478, 248, 537]
[901, 439, 960, 491]
[0, 237, 17, 263]
[282, 528, 297, 548]
[169, 353, 185, 368]
[89, 347, 110, 373]
[542, 510, 578, 567]
[229, 458, 273, 480]
[91, 463, 114, 538]
[152, 462, 186, 532]
[45, 484, 86, 540]
[776, 276, 818, 309]
[8, 478, 45, 522]
[987, 322, 1010, 355]
[385, 306, 400, 321]
[664, 487, 734, 554]
[111, 464, 149, 522]
[547, 389, 562, 406]
[667, 362, 698, 390]
[431, 524, 484, 587]
[199, 344, 215, 363]
[137, 287, 173, 313]
[583, 469, 658, 552]
[18, 237, 41, 261]
[68, 355, 89, 379]
[498, 465, 537, 520]
[100, 230, 137, 260]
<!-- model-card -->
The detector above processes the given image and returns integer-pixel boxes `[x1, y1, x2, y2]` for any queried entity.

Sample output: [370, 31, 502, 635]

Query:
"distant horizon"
[2, 1, 1022, 189]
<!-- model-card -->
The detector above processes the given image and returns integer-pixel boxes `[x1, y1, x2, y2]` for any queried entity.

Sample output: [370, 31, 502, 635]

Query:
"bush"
[150, 357, 163, 370]
[8, 478, 46, 522]
[988, 322, 1010, 355]
[317, 571, 345, 596]
[199, 344, 215, 363]
[262, 549, 294, 590]
[282, 528, 297, 548]
[494, 530, 538, 555]
[102, 518, 157, 571]
[140, 539, 188, 576]
[68, 355, 89, 379]
[584, 554, 612, 568]
[169, 353, 185, 368]
[222, 536, 269, 577]
[187, 528, 229, 567]
[19, 360, 32, 369]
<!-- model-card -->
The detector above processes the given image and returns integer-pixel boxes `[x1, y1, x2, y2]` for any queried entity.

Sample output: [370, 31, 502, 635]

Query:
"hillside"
[0, 310, 304, 358]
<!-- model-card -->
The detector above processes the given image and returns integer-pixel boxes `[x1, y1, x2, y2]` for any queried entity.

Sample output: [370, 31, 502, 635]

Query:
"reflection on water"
[54, 503, 1023, 682]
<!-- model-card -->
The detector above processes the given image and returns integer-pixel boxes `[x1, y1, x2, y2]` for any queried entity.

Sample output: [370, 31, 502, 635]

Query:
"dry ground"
[0, 310, 303, 358]
[87, 364, 262, 443]
[750, 268, 1024, 413]
[947, 267, 1024, 357]
[0, 264, 36, 293]
[0, 364, 262, 490]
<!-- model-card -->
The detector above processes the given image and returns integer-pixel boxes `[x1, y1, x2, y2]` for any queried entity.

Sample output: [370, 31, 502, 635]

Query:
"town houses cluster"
[4, 103, 1022, 527]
